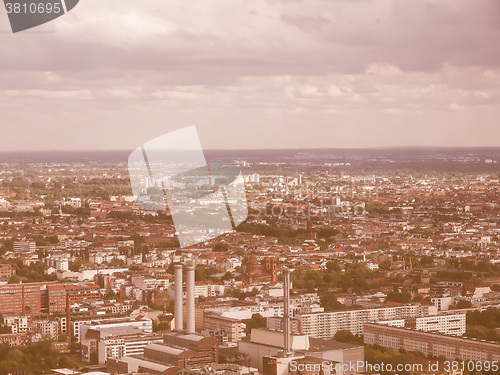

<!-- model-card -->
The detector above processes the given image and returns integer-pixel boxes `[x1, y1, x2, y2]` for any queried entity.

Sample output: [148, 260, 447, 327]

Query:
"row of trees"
[292, 262, 378, 296]
[0, 340, 78, 375]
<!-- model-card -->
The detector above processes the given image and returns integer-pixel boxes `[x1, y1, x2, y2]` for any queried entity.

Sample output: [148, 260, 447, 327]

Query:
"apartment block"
[267, 316, 300, 334]
[297, 305, 436, 339]
[203, 312, 246, 342]
[47, 284, 101, 313]
[378, 313, 466, 336]
[13, 240, 36, 252]
[0, 282, 55, 314]
[0, 264, 15, 280]
[3, 315, 29, 334]
[364, 323, 500, 362]
[36, 320, 60, 339]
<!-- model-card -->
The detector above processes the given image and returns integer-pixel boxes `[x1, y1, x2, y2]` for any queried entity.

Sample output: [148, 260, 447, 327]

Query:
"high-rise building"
[0, 282, 56, 314]
[47, 284, 101, 313]
[377, 313, 466, 336]
[364, 323, 500, 362]
[13, 240, 36, 252]
[297, 305, 437, 339]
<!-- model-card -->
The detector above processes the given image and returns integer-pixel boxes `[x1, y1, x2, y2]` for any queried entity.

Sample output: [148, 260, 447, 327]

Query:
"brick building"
[0, 264, 15, 281]
[0, 282, 56, 314]
[47, 284, 101, 313]
[241, 257, 277, 283]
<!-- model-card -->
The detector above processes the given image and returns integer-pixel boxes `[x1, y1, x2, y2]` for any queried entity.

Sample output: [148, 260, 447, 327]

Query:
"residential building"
[364, 323, 500, 362]
[297, 305, 437, 338]
[378, 313, 466, 336]
[203, 312, 246, 342]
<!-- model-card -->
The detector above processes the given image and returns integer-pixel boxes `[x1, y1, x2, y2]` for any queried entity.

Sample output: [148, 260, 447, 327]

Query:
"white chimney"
[186, 262, 196, 333]
[174, 264, 183, 331]
[283, 267, 292, 356]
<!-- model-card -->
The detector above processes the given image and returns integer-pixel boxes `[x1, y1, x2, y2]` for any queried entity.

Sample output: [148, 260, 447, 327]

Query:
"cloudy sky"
[1, 0, 500, 151]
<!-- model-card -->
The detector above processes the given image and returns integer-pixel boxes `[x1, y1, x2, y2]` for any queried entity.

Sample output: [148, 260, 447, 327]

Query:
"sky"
[1, 0, 500, 151]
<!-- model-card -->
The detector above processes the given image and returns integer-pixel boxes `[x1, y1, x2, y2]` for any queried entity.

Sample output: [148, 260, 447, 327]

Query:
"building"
[267, 316, 300, 334]
[36, 319, 60, 339]
[239, 328, 364, 374]
[81, 326, 163, 364]
[0, 264, 15, 281]
[13, 240, 36, 252]
[241, 257, 277, 284]
[47, 284, 101, 313]
[107, 355, 181, 375]
[301, 338, 365, 375]
[377, 313, 466, 336]
[79, 317, 153, 344]
[108, 331, 219, 374]
[238, 328, 310, 371]
[0, 332, 36, 346]
[0, 282, 56, 314]
[297, 304, 436, 339]
[3, 315, 29, 334]
[203, 312, 246, 343]
[182, 305, 205, 331]
[364, 323, 500, 362]
[408, 358, 463, 375]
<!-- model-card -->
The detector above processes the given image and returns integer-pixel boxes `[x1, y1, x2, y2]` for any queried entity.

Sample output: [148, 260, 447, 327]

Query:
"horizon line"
[3, 145, 500, 153]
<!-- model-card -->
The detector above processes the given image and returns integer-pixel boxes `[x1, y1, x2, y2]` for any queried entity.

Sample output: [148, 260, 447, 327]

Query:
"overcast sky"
[1, 0, 500, 151]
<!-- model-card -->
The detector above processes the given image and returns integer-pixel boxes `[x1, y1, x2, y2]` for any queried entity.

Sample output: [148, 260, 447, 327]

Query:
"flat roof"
[307, 338, 363, 351]
[146, 343, 185, 355]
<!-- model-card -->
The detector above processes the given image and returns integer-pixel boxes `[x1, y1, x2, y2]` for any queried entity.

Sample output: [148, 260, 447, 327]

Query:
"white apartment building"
[365, 323, 500, 362]
[36, 320, 60, 339]
[13, 240, 36, 252]
[377, 313, 466, 336]
[194, 282, 224, 298]
[3, 315, 29, 334]
[45, 257, 69, 271]
[131, 276, 170, 291]
[297, 305, 438, 339]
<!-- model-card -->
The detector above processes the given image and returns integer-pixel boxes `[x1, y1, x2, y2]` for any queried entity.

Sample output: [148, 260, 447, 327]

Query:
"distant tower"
[265, 257, 278, 282]
[306, 220, 314, 241]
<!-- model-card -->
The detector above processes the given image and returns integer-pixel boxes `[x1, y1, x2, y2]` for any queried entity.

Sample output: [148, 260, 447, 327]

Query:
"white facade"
[297, 305, 438, 339]
[4, 315, 29, 334]
[378, 313, 466, 336]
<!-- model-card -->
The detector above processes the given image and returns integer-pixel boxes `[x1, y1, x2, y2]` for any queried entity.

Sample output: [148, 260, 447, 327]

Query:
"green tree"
[245, 313, 267, 334]
[333, 330, 363, 345]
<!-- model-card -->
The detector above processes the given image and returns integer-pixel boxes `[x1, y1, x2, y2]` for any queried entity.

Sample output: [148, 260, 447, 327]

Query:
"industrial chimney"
[186, 261, 196, 333]
[174, 264, 184, 331]
[282, 267, 293, 357]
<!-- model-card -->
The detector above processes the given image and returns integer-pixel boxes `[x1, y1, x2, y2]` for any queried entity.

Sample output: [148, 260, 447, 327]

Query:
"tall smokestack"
[283, 267, 292, 356]
[21, 286, 25, 315]
[186, 261, 196, 333]
[66, 292, 71, 347]
[174, 264, 183, 331]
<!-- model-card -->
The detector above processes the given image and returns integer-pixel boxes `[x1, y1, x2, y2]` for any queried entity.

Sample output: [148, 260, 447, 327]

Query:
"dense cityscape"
[0, 149, 498, 375]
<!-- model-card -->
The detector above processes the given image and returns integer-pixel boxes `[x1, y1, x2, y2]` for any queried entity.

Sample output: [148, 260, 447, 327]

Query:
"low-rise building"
[364, 323, 500, 362]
